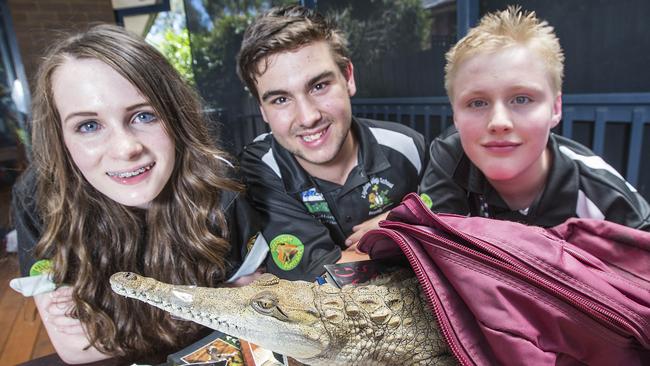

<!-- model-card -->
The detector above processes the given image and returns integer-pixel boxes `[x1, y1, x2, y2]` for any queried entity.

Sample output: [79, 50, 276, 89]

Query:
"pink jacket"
[359, 193, 650, 366]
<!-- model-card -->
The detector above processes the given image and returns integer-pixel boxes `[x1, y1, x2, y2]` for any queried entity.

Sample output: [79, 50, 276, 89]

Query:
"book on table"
[166, 329, 302, 366]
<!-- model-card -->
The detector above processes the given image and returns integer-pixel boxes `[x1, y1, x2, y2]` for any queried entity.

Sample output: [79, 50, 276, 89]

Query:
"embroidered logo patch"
[419, 193, 433, 209]
[270, 234, 304, 271]
[301, 188, 325, 202]
[361, 177, 394, 215]
[29, 259, 52, 277]
[300, 187, 336, 225]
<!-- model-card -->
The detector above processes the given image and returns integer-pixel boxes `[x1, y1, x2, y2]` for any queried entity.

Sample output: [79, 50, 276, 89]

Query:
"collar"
[453, 134, 579, 225]
[531, 134, 579, 226]
[271, 117, 391, 194]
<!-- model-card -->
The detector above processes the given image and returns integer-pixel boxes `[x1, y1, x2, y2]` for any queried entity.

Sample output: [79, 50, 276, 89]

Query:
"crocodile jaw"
[110, 272, 328, 360]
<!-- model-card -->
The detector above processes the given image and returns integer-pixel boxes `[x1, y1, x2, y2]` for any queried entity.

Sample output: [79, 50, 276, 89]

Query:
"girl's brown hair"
[31, 24, 240, 363]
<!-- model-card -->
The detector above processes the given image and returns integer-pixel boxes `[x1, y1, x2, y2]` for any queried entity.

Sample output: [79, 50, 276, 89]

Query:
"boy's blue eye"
[513, 96, 531, 104]
[469, 100, 487, 108]
[77, 121, 100, 133]
[134, 111, 157, 123]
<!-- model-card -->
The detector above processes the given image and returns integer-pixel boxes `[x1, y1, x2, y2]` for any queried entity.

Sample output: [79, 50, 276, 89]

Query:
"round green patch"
[29, 259, 53, 277]
[420, 193, 433, 209]
[269, 234, 304, 271]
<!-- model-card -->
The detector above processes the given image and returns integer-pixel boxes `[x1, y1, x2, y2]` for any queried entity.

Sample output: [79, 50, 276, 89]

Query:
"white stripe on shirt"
[576, 189, 605, 220]
[262, 148, 282, 178]
[369, 127, 422, 173]
[559, 145, 637, 192]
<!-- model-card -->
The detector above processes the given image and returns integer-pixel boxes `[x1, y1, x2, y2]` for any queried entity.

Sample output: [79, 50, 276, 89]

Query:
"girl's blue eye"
[134, 112, 157, 123]
[78, 121, 100, 133]
[513, 96, 531, 104]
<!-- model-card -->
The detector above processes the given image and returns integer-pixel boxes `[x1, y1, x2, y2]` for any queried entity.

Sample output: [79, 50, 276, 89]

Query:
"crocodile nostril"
[124, 272, 137, 280]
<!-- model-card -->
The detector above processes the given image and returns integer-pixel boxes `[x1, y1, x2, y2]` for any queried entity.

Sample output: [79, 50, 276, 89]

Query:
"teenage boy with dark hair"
[419, 7, 650, 230]
[237, 5, 426, 281]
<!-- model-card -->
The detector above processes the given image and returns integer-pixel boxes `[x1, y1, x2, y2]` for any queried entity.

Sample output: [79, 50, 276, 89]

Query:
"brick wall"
[7, 0, 115, 92]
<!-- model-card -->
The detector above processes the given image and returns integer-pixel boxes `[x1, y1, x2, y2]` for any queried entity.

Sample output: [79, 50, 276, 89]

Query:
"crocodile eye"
[251, 291, 277, 315]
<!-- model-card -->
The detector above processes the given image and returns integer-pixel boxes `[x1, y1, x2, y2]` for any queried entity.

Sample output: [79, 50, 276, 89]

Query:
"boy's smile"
[450, 45, 562, 205]
[255, 41, 357, 178]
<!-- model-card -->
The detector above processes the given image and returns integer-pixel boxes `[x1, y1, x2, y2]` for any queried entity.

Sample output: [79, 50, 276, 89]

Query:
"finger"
[343, 243, 358, 252]
[45, 300, 74, 316]
[344, 236, 358, 246]
[50, 286, 74, 300]
[54, 323, 87, 335]
[48, 314, 82, 328]
[50, 289, 72, 304]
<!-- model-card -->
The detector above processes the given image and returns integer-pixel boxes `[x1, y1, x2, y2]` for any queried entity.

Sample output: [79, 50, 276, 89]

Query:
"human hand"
[338, 246, 370, 263]
[344, 212, 390, 249]
[34, 287, 110, 363]
[226, 268, 266, 287]
[37, 286, 86, 335]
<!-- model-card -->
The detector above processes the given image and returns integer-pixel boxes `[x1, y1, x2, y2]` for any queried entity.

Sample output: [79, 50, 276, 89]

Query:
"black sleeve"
[241, 150, 340, 282]
[221, 190, 263, 265]
[579, 173, 650, 232]
[11, 168, 43, 277]
[418, 131, 472, 215]
[606, 192, 650, 232]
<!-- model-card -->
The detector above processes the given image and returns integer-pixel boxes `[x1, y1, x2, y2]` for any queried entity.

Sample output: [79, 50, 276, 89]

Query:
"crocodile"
[110, 270, 456, 366]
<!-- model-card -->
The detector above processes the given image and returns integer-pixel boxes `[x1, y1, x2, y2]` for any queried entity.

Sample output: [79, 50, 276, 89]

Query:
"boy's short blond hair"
[445, 6, 564, 98]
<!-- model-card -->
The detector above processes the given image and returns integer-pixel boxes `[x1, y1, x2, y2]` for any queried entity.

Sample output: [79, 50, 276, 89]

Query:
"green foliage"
[325, 0, 432, 64]
[188, 0, 294, 114]
[155, 28, 196, 85]
[187, 0, 433, 107]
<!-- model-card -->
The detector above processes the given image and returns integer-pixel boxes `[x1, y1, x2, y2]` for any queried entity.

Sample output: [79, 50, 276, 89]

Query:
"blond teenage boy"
[419, 7, 650, 229]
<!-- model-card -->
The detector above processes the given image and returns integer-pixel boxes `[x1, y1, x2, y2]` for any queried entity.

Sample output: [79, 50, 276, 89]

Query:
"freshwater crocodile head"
[110, 270, 453, 366]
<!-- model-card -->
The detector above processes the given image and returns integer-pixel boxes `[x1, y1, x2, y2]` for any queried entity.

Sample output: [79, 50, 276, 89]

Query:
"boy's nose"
[296, 98, 322, 127]
[487, 104, 514, 133]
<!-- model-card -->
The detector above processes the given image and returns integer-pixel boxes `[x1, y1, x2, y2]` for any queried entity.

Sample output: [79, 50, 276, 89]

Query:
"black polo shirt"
[241, 117, 426, 281]
[419, 127, 650, 230]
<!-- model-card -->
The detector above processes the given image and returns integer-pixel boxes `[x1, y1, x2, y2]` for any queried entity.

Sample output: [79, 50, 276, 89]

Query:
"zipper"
[369, 228, 474, 366]
[382, 219, 647, 343]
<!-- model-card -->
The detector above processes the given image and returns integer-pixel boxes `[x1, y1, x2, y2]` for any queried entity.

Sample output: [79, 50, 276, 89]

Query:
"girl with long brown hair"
[11, 24, 265, 364]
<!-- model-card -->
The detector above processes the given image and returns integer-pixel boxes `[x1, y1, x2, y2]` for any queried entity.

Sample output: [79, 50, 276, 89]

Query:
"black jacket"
[241, 117, 426, 281]
[419, 127, 650, 230]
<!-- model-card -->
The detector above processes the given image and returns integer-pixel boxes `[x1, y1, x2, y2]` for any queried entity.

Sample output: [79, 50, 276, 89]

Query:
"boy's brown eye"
[272, 96, 287, 105]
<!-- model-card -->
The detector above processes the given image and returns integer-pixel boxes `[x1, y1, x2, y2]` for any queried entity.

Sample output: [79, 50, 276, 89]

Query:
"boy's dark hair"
[236, 4, 350, 101]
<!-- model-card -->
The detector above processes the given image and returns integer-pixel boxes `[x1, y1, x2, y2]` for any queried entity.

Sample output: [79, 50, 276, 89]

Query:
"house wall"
[482, 0, 650, 94]
[6, 0, 115, 92]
